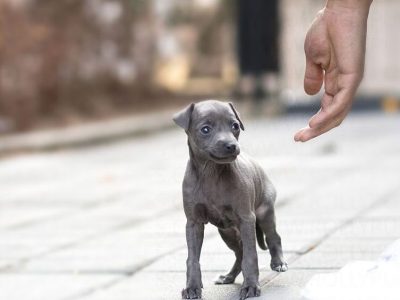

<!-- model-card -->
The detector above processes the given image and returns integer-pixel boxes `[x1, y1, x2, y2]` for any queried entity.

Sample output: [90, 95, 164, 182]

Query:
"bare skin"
[295, 0, 373, 142]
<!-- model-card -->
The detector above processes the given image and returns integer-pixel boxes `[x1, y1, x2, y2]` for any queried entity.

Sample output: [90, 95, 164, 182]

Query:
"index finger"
[294, 109, 348, 142]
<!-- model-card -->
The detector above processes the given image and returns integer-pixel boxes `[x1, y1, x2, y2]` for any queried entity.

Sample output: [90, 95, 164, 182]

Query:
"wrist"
[326, 0, 372, 12]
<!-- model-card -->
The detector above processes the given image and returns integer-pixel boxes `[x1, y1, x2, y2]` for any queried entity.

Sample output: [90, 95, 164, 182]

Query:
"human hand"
[295, 1, 372, 142]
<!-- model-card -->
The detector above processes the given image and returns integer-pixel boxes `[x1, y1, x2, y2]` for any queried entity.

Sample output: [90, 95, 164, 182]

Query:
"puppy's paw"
[270, 260, 288, 272]
[181, 287, 202, 299]
[239, 284, 261, 300]
[214, 274, 235, 285]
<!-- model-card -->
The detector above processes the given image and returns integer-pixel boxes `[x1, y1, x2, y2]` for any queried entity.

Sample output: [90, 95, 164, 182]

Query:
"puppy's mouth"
[209, 152, 238, 163]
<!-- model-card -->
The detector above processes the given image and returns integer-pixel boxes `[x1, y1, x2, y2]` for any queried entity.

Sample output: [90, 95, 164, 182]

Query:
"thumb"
[304, 57, 323, 95]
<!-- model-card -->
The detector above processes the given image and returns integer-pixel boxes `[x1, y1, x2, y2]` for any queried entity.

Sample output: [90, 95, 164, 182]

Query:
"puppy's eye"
[232, 123, 240, 131]
[200, 126, 211, 134]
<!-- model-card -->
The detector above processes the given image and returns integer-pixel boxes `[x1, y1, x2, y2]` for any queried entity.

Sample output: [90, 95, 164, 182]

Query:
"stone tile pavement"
[0, 112, 399, 300]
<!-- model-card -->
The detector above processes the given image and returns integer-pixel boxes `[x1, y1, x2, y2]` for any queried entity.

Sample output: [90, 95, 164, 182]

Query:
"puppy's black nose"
[224, 143, 237, 154]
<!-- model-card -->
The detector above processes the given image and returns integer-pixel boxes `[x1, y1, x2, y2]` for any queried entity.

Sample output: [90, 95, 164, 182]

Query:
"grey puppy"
[173, 100, 287, 300]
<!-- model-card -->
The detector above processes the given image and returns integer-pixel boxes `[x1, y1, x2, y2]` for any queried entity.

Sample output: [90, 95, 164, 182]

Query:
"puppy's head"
[173, 100, 244, 164]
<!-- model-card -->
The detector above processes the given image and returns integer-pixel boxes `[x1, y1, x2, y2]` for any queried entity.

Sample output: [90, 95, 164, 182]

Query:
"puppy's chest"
[193, 178, 239, 228]
[196, 176, 235, 204]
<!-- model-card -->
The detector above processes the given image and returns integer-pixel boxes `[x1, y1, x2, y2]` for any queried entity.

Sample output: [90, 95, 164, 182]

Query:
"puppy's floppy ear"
[173, 103, 195, 131]
[228, 102, 245, 130]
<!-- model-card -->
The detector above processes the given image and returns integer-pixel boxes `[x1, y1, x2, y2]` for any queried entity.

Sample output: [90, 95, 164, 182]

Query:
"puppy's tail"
[255, 223, 268, 250]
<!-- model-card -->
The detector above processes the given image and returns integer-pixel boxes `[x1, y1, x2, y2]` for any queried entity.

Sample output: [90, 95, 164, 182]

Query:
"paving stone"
[20, 214, 187, 273]
[0, 274, 119, 300]
[314, 237, 394, 253]
[332, 218, 400, 239]
[77, 271, 240, 300]
[290, 251, 381, 269]
[259, 270, 333, 300]
[363, 192, 400, 218]
[0, 207, 67, 230]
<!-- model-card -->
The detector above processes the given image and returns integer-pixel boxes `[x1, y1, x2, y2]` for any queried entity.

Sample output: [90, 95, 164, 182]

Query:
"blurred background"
[0, 0, 399, 134]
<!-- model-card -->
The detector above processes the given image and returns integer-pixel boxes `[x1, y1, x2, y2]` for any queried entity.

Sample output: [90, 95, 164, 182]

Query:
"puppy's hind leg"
[214, 227, 243, 284]
[256, 204, 288, 272]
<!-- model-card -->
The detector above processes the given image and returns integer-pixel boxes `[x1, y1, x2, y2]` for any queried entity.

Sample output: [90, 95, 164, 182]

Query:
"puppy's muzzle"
[209, 141, 240, 162]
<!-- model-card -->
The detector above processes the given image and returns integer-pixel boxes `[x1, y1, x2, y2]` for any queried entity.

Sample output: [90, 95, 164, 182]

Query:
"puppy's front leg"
[239, 218, 261, 300]
[182, 220, 204, 299]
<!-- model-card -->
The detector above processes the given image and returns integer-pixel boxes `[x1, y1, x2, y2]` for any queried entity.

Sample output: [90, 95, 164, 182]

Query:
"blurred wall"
[0, 0, 166, 132]
[363, 0, 400, 95]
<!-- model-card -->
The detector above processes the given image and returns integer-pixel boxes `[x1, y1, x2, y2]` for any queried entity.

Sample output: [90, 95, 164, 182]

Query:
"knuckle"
[306, 47, 323, 60]
[305, 42, 329, 64]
